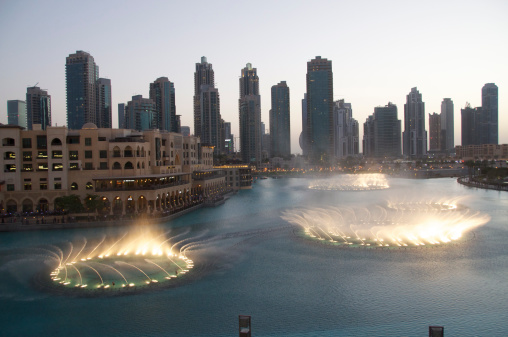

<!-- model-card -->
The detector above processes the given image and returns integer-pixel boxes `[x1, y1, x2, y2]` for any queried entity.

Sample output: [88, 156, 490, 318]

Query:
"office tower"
[96, 78, 112, 128]
[125, 95, 156, 131]
[66, 51, 99, 129]
[440, 98, 454, 153]
[223, 122, 234, 154]
[306, 56, 334, 163]
[481, 83, 498, 144]
[403, 87, 427, 158]
[150, 77, 177, 132]
[461, 103, 482, 146]
[194, 57, 215, 139]
[118, 103, 125, 129]
[300, 93, 307, 155]
[198, 84, 222, 154]
[363, 102, 401, 158]
[26, 87, 51, 130]
[269, 81, 291, 158]
[428, 112, 441, 151]
[333, 99, 359, 159]
[7, 100, 27, 128]
[239, 63, 261, 164]
[180, 126, 190, 137]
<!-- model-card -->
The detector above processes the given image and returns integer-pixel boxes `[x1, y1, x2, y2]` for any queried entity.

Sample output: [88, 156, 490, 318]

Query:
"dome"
[82, 123, 98, 129]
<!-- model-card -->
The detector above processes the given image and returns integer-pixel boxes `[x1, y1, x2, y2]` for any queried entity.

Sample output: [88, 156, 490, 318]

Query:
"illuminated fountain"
[309, 174, 389, 191]
[282, 199, 490, 249]
[47, 229, 195, 292]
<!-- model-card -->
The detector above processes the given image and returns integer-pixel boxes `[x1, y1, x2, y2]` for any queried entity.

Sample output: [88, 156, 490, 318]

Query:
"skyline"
[1, 0, 507, 154]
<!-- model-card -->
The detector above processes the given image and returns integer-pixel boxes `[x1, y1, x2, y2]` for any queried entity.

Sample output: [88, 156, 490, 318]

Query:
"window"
[54, 182, 62, 190]
[99, 162, 108, 170]
[4, 152, 15, 159]
[4, 164, 16, 172]
[37, 151, 47, 159]
[85, 138, 92, 146]
[86, 182, 93, 190]
[24, 183, 32, 191]
[7, 184, 15, 191]
[98, 137, 106, 141]
[69, 163, 79, 170]
[99, 150, 107, 158]
[71, 182, 78, 190]
[2, 138, 15, 146]
[52, 150, 63, 159]
[69, 151, 78, 160]
[51, 138, 62, 146]
[23, 151, 32, 161]
[66, 136, 79, 144]
[85, 150, 93, 159]
[36, 135, 47, 149]
[37, 163, 48, 171]
[40, 183, 48, 190]
[22, 138, 32, 148]
[84, 162, 93, 170]
[113, 162, 121, 170]
[52, 163, 63, 171]
[22, 164, 33, 172]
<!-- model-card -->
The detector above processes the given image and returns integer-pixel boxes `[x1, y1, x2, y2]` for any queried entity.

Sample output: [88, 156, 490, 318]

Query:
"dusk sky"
[1, 0, 507, 154]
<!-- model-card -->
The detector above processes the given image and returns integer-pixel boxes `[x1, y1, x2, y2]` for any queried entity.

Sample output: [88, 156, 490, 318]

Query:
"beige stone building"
[0, 124, 225, 216]
[455, 144, 508, 160]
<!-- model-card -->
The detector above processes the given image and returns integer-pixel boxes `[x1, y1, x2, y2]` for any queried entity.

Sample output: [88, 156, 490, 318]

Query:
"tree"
[54, 195, 84, 214]
[84, 194, 103, 215]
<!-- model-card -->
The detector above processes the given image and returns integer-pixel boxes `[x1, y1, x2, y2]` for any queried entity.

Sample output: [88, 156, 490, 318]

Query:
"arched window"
[124, 162, 134, 169]
[137, 162, 140, 169]
[124, 146, 133, 157]
[113, 146, 121, 158]
[51, 138, 62, 146]
[71, 182, 78, 190]
[86, 182, 93, 190]
[2, 138, 15, 146]
[113, 162, 121, 170]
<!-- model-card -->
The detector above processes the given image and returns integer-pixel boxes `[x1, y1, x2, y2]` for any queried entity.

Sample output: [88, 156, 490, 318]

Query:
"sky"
[1, 0, 507, 154]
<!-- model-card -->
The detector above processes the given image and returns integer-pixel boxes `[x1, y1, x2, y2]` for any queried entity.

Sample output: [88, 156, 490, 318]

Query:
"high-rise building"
[270, 81, 291, 158]
[223, 122, 234, 154]
[7, 100, 26, 128]
[461, 103, 482, 146]
[26, 87, 51, 130]
[239, 63, 261, 165]
[125, 95, 156, 131]
[96, 78, 112, 128]
[440, 98, 454, 153]
[198, 84, 222, 154]
[333, 99, 359, 159]
[150, 77, 178, 132]
[118, 103, 125, 129]
[363, 102, 401, 158]
[481, 83, 498, 144]
[306, 56, 334, 164]
[194, 57, 214, 139]
[180, 126, 190, 137]
[403, 87, 427, 158]
[66, 51, 99, 129]
[300, 93, 307, 155]
[428, 112, 441, 151]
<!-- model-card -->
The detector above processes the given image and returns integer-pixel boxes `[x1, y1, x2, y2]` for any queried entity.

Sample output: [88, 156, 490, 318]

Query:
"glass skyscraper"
[306, 56, 334, 164]
[481, 83, 498, 145]
[363, 102, 401, 158]
[403, 87, 427, 158]
[125, 95, 156, 131]
[150, 77, 177, 133]
[440, 98, 454, 153]
[239, 63, 261, 165]
[26, 86, 51, 130]
[270, 81, 291, 158]
[194, 57, 214, 139]
[7, 100, 27, 128]
[96, 78, 112, 128]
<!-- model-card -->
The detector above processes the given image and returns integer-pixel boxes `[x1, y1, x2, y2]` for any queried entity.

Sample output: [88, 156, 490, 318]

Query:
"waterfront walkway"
[457, 176, 508, 191]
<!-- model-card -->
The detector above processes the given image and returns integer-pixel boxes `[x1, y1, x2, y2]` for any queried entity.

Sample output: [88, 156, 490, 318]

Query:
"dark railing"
[94, 180, 189, 192]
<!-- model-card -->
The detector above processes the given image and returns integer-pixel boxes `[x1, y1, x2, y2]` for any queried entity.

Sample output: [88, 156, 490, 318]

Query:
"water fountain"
[309, 173, 389, 191]
[282, 198, 490, 249]
[45, 229, 195, 293]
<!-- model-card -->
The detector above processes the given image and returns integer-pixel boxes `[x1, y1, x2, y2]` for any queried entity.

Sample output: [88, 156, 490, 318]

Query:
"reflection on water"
[1, 177, 507, 336]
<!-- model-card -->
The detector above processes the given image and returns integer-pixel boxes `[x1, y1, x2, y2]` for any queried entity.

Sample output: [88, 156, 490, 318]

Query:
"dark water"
[1, 177, 507, 336]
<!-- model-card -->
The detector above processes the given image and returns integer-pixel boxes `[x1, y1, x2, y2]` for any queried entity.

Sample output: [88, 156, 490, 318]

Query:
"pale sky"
[1, 0, 507, 154]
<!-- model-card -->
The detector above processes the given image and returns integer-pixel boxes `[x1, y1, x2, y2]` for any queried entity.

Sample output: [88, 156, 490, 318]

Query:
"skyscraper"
[333, 99, 359, 159]
[428, 112, 441, 151]
[363, 102, 401, 158]
[300, 93, 307, 155]
[481, 83, 498, 144]
[194, 57, 214, 139]
[270, 81, 291, 158]
[461, 103, 482, 146]
[26, 86, 51, 130]
[66, 51, 99, 129]
[306, 56, 334, 164]
[7, 100, 26, 128]
[96, 78, 112, 128]
[125, 95, 156, 131]
[440, 98, 454, 153]
[198, 84, 222, 154]
[118, 103, 125, 129]
[239, 63, 261, 165]
[403, 87, 427, 158]
[150, 77, 177, 133]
